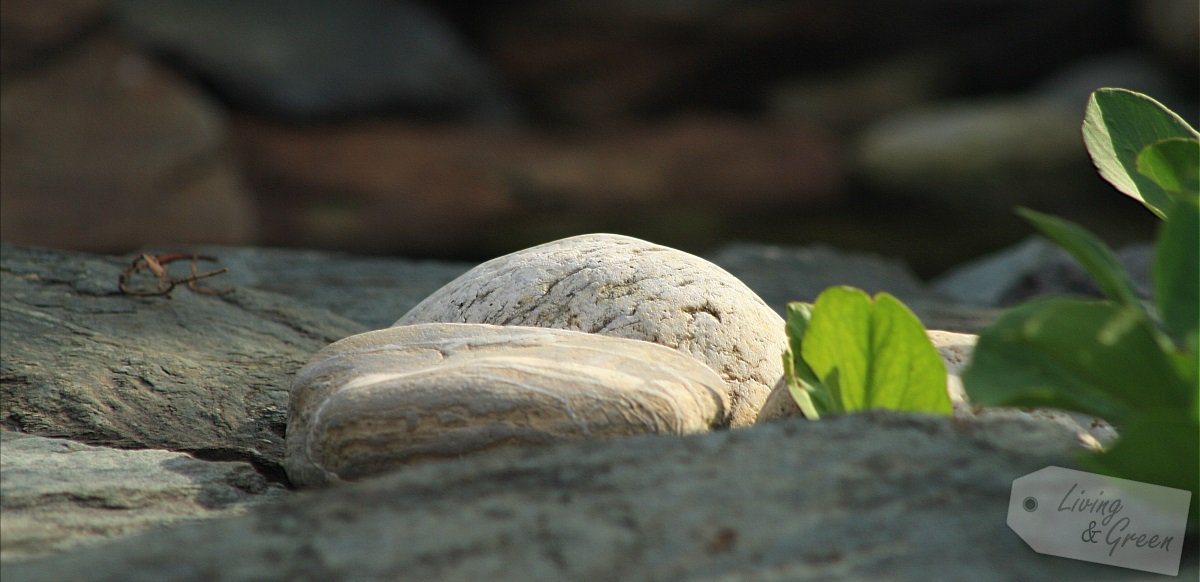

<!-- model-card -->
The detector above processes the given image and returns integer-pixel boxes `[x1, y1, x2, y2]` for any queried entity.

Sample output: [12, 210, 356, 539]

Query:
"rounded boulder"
[395, 233, 787, 426]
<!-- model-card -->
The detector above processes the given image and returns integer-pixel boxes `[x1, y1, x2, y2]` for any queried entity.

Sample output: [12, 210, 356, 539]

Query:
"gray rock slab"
[397, 234, 787, 427]
[8, 412, 1190, 581]
[145, 244, 471, 330]
[708, 242, 932, 305]
[932, 237, 1067, 306]
[932, 236, 1153, 307]
[708, 242, 1000, 332]
[0, 244, 366, 478]
[286, 324, 731, 487]
[158, 242, 992, 334]
[0, 432, 286, 562]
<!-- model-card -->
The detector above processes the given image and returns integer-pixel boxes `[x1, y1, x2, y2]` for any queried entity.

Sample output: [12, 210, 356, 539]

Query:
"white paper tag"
[1008, 466, 1192, 576]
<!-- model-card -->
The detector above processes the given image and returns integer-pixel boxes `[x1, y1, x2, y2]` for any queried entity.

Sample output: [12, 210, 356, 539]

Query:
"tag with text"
[1008, 466, 1191, 576]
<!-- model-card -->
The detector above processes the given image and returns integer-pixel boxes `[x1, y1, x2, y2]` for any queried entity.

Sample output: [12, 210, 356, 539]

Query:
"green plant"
[783, 287, 951, 419]
[964, 88, 1199, 528]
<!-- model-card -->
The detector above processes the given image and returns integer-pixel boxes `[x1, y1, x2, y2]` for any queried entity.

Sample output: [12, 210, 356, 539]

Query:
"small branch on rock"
[118, 253, 231, 297]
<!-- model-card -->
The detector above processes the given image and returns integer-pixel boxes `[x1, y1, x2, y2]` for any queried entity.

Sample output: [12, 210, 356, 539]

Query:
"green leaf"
[1079, 410, 1199, 530]
[1017, 208, 1144, 311]
[1179, 331, 1199, 395]
[1137, 138, 1200, 200]
[1154, 197, 1200, 346]
[783, 302, 822, 419]
[963, 298, 1190, 427]
[800, 287, 950, 415]
[1083, 88, 1200, 218]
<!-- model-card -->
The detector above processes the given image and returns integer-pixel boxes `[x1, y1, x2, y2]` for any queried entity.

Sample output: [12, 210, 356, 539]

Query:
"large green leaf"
[1017, 207, 1144, 311]
[1154, 197, 1200, 346]
[1137, 138, 1200, 201]
[800, 287, 950, 415]
[963, 298, 1190, 426]
[1082, 88, 1200, 218]
[782, 302, 822, 419]
[1080, 410, 1199, 530]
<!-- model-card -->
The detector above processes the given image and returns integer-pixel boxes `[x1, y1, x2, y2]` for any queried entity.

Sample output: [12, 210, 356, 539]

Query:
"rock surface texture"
[0, 432, 285, 562]
[157, 244, 470, 330]
[2, 243, 1189, 580]
[396, 234, 787, 426]
[932, 236, 1154, 307]
[707, 243, 999, 332]
[286, 324, 731, 487]
[9, 413, 1189, 581]
[0, 244, 366, 479]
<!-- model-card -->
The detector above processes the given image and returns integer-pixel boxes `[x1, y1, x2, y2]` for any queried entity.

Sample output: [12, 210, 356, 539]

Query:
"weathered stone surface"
[111, 0, 514, 120]
[933, 237, 1069, 307]
[150, 244, 470, 330]
[0, 432, 286, 562]
[286, 324, 731, 487]
[162, 242, 992, 335]
[396, 234, 786, 426]
[933, 237, 1153, 307]
[708, 243, 932, 307]
[928, 329, 975, 405]
[11, 413, 1190, 581]
[707, 243, 1000, 333]
[0, 34, 256, 253]
[0, 244, 365, 479]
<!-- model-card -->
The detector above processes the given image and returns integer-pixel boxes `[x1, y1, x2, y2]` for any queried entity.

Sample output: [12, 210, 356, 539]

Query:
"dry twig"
[118, 253, 230, 297]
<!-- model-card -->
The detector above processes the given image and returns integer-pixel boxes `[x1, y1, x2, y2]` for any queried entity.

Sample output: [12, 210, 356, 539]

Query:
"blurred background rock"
[2, 0, 1195, 277]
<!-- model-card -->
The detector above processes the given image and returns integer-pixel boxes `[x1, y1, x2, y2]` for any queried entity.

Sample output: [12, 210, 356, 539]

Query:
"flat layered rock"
[149, 244, 471, 330]
[286, 323, 730, 487]
[14, 413, 1187, 581]
[0, 244, 366, 478]
[396, 234, 786, 426]
[0, 432, 285, 562]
